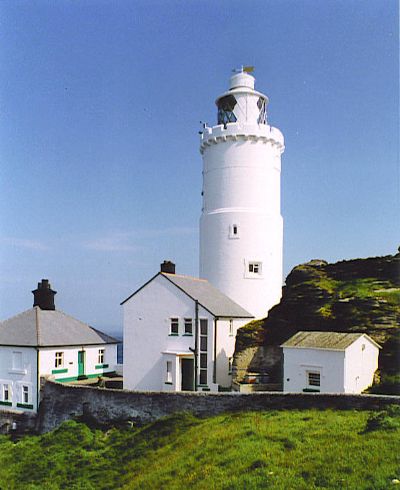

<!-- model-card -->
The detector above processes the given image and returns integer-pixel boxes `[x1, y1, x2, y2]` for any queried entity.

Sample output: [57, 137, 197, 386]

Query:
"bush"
[364, 405, 400, 432]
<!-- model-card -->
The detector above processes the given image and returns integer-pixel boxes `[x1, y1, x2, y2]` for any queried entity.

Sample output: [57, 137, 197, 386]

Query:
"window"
[229, 319, 234, 336]
[229, 224, 240, 239]
[22, 385, 29, 404]
[3, 384, 10, 402]
[98, 349, 105, 364]
[170, 318, 179, 335]
[199, 319, 208, 386]
[217, 95, 237, 126]
[248, 262, 261, 274]
[308, 372, 320, 387]
[55, 352, 64, 368]
[166, 361, 172, 383]
[184, 318, 193, 335]
[257, 96, 267, 124]
[12, 352, 22, 370]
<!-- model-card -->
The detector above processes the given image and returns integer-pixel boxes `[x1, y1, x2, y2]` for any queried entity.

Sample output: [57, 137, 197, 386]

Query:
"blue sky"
[0, 0, 398, 334]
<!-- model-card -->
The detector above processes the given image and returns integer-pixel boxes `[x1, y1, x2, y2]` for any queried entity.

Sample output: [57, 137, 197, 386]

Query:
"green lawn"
[0, 408, 399, 489]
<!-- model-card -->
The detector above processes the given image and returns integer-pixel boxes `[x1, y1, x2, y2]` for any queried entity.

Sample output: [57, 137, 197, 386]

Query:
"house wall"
[283, 347, 345, 393]
[344, 337, 379, 393]
[123, 275, 218, 392]
[0, 346, 38, 412]
[39, 345, 117, 382]
[215, 318, 248, 387]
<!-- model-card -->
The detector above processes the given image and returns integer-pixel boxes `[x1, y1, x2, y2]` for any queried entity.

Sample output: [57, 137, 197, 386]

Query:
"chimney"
[32, 279, 57, 310]
[160, 260, 175, 274]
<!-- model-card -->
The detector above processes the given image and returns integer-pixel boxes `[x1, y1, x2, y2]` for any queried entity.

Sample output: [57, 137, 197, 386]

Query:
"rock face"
[233, 251, 400, 393]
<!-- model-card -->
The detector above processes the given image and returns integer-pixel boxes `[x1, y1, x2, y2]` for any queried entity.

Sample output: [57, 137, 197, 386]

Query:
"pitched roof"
[281, 331, 381, 350]
[121, 272, 253, 319]
[0, 307, 118, 347]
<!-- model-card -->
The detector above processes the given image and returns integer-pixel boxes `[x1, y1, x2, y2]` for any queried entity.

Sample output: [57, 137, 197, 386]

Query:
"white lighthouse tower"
[199, 68, 285, 319]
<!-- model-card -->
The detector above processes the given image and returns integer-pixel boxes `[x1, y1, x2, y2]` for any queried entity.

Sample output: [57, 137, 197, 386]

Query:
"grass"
[0, 409, 399, 489]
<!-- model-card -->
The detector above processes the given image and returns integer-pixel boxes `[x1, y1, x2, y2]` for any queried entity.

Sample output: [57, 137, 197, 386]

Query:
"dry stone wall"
[37, 380, 400, 433]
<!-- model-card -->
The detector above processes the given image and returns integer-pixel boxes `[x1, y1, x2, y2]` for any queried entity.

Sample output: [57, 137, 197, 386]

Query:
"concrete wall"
[37, 379, 400, 434]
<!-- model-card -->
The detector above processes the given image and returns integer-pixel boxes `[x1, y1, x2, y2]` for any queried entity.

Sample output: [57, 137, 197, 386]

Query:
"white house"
[122, 261, 253, 392]
[282, 331, 381, 394]
[0, 279, 118, 412]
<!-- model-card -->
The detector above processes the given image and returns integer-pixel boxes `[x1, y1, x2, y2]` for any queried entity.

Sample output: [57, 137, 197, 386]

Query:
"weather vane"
[232, 65, 254, 73]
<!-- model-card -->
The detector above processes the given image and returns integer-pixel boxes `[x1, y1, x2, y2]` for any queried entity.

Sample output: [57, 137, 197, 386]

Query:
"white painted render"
[0, 346, 38, 411]
[39, 344, 117, 381]
[282, 336, 379, 394]
[199, 72, 284, 319]
[0, 343, 117, 413]
[343, 336, 379, 393]
[123, 274, 248, 392]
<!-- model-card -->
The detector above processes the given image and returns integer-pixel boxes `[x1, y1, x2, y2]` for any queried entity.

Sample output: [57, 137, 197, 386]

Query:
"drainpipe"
[36, 348, 40, 412]
[194, 300, 199, 391]
[213, 318, 218, 384]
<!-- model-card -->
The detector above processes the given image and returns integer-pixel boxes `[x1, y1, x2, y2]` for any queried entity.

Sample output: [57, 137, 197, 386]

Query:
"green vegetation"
[0, 409, 399, 489]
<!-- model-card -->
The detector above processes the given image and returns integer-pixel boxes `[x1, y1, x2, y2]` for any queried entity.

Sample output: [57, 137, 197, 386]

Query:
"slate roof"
[0, 307, 118, 347]
[121, 272, 253, 319]
[281, 331, 381, 351]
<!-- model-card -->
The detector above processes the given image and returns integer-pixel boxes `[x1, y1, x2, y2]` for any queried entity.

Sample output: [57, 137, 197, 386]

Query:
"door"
[78, 351, 85, 377]
[181, 358, 194, 391]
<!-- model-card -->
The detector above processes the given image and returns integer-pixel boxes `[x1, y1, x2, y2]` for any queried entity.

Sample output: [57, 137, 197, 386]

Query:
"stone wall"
[0, 409, 37, 435]
[37, 379, 400, 434]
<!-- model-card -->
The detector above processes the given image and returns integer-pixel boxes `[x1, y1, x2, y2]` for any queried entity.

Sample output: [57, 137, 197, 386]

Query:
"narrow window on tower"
[229, 224, 240, 239]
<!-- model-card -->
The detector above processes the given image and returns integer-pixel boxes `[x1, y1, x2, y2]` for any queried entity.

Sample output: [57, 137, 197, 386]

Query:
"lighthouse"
[199, 68, 285, 319]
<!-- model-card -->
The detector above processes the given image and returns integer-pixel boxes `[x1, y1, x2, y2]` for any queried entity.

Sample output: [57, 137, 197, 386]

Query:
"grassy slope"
[0, 410, 399, 490]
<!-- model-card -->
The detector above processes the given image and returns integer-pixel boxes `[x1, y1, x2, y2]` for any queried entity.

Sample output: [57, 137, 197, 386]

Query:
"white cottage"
[0, 280, 118, 412]
[282, 331, 381, 394]
[122, 261, 253, 392]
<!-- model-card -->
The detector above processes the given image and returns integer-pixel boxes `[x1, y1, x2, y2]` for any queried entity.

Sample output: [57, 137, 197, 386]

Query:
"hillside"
[234, 251, 400, 393]
[0, 409, 399, 489]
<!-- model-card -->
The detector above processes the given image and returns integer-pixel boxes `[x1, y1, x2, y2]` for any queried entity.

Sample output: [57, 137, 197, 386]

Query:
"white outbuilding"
[282, 331, 381, 394]
[122, 261, 253, 392]
[0, 280, 118, 412]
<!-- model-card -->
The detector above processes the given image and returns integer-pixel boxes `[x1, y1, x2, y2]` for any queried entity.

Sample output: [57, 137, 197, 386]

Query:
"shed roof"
[121, 272, 253, 319]
[0, 307, 118, 347]
[281, 331, 381, 351]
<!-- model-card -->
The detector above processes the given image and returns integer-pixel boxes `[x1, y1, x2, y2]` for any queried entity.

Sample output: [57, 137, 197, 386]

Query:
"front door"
[181, 358, 194, 391]
[78, 351, 85, 377]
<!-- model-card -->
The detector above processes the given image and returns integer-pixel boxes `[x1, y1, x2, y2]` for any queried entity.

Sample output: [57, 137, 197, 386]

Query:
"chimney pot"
[160, 260, 175, 274]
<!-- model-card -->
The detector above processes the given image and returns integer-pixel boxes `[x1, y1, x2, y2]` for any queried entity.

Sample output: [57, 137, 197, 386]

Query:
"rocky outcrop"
[233, 251, 400, 392]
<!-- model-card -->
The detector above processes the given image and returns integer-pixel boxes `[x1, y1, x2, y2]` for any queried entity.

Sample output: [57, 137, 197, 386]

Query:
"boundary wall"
[36, 380, 400, 434]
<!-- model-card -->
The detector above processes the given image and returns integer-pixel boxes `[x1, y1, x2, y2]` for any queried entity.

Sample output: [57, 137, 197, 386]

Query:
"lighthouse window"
[229, 224, 240, 239]
[217, 95, 237, 126]
[257, 97, 267, 124]
[248, 262, 262, 275]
